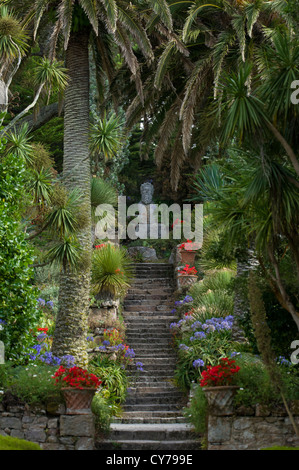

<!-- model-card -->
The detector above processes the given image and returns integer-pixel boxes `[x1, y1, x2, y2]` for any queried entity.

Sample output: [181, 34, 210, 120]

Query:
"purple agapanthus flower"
[193, 359, 204, 368]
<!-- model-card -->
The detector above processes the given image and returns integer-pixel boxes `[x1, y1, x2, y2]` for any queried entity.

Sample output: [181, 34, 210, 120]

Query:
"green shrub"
[0, 364, 61, 406]
[91, 392, 116, 435]
[261, 446, 299, 450]
[89, 360, 128, 404]
[0, 149, 41, 360]
[0, 435, 41, 450]
[188, 269, 235, 318]
[233, 354, 299, 407]
[184, 384, 208, 435]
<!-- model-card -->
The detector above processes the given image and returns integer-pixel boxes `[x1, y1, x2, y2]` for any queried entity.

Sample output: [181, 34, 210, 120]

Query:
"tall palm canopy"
[8, 0, 172, 366]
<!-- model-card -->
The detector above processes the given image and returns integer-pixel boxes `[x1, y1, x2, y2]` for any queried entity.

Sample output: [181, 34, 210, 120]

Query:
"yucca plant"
[90, 113, 125, 163]
[27, 167, 54, 207]
[45, 235, 82, 272]
[91, 243, 135, 299]
[0, 5, 28, 60]
[45, 187, 87, 238]
[4, 123, 33, 165]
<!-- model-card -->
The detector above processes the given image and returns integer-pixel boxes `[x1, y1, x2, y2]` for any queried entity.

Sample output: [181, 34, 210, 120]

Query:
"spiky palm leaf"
[90, 112, 124, 161]
[45, 235, 83, 271]
[0, 4, 28, 60]
[45, 188, 85, 237]
[28, 166, 54, 206]
[91, 243, 134, 298]
[4, 123, 33, 165]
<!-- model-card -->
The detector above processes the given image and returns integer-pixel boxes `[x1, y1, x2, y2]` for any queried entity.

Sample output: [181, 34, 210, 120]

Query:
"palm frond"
[57, 0, 75, 50]
[231, 13, 246, 62]
[98, 0, 118, 32]
[244, 0, 262, 38]
[79, 0, 98, 34]
[182, 0, 222, 42]
[154, 40, 177, 89]
[33, 0, 48, 40]
[154, 97, 181, 168]
[147, 0, 173, 30]
[179, 57, 210, 154]
[117, 5, 153, 61]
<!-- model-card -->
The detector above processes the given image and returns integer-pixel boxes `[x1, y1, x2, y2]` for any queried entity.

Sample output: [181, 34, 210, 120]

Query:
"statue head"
[140, 182, 154, 205]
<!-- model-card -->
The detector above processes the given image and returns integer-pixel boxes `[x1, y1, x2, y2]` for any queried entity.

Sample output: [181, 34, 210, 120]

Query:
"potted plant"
[52, 366, 102, 415]
[177, 239, 201, 265]
[200, 358, 240, 416]
[91, 243, 135, 300]
[177, 264, 198, 288]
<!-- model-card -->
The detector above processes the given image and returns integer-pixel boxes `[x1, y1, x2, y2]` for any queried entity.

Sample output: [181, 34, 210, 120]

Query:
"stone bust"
[140, 182, 154, 205]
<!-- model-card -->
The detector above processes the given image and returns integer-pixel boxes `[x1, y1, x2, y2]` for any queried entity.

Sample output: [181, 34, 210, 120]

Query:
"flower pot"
[202, 385, 239, 416]
[177, 274, 198, 288]
[62, 388, 97, 415]
[179, 250, 197, 265]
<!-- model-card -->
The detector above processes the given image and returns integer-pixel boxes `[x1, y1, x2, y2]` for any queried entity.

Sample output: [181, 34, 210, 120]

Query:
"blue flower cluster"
[193, 359, 204, 368]
[171, 295, 194, 314]
[276, 356, 293, 366]
[173, 315, 235, 370]
[27, 344, 75, 367]
[170, 315, 234, 337]
[37, 298, 54, 309]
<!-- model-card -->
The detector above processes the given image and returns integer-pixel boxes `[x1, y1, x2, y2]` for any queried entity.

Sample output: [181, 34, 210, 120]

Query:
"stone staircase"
[96, 263, 201, 451]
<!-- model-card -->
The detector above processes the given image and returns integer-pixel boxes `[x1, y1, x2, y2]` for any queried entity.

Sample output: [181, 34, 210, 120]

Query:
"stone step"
[133, 264, 173, 273]
[129, 347, 175, 356]
[125, 295, 171, 302]
[124, 304, 172, 313]
[130, 355, 176, 367]
[127, 377, 176, 386]
[132, 279, 174, 286]
[125, 325, 171, 332]
[128, 287, 174, 294]
[112, 416, 187, 424]
[96, 439, 200, 451]
[106, 423, 196, 441]
[126, 336, 172, 344]
[114, 410, 186, 421]
[126, 328, 171, 343]
[128, 384, 180, 394]
[132, 273, 174, 279]
[124, 311, 176, 317]
[125, 395, 185, 405]
[123, 403, 183, 412]
[124, 318, 175, 326]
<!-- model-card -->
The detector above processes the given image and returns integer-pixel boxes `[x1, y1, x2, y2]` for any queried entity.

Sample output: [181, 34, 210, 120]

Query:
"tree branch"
[0, 82, 45, 137]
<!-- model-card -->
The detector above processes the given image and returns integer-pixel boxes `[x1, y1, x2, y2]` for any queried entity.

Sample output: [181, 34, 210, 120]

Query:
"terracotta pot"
[202, 385, 239, 416]
[179, 250, 197, 265]
[177, 274, 198, 288]
[62, 387, 97, 415]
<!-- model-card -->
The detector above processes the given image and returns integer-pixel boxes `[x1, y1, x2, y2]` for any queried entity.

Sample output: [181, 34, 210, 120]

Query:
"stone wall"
[0, 401, 95, 450]
[207, 403, 299, 450]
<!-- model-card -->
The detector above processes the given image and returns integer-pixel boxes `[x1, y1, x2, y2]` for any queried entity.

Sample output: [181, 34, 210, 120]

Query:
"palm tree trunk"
[51, 29, 92, 367]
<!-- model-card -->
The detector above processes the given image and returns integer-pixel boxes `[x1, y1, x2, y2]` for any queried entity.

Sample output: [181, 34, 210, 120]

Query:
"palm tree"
[16, 0, 172, 366]
[124, 0, 299, 190]
[191, 150, 299, 331]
